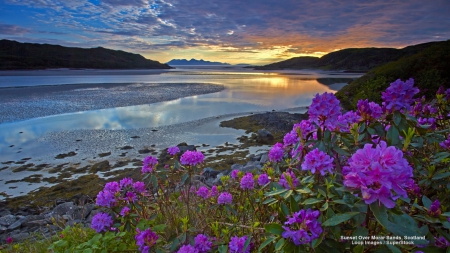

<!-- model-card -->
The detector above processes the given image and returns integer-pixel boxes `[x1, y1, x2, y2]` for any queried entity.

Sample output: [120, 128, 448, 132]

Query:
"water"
[0, 67, 361, 161]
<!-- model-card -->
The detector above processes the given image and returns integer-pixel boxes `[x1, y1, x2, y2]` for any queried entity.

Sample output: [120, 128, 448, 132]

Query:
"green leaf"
[312, 232, 324, 248]
[387, 125, 400, 146]
[281, 190, 293, 199]
[422, 195, 432, 208]
[296, 187, 312, 194]
[275, 238, 285, 251]
[301, 175, 314, 184]
[258, 237, 277, 252]
[265, 223, 284, 236]
[320, 202, 329, 211]
[432, 171, 450, 180]
[243, 235, 252, 253]
[393, 111, 402, 126]
[152, 224, 166, 232]
[262, 198, 278, 205]
[322, 212, 359, 227]
[218, 245, 228, 253]
[332, 144, 350, 156]
[303, 198, 323, 205]
[265, 189, 288, 197]
[386, 244, 402, 253]
[290, 195, 300, 212]
[281, 202, 290, 217]
[181, 174, 189, 185]
[353, 245, 364, 253]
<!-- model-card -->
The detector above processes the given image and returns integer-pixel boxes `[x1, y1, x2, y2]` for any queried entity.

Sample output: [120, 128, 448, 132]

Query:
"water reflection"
[0, 68, 362, 162]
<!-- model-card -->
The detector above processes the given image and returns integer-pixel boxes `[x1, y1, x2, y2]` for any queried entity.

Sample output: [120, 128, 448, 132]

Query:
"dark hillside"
[0, 40, 172, 70]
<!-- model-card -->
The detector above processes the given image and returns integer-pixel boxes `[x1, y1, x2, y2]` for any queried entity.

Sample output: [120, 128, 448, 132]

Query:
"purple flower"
[135, 228, 159, 253]
[293, 120, 316, 141]
[308, 92, 341, 129]
[428, 199, 441, 216]
[231, 169, 239, 179]
[168, 146, 180, 156]
[210, 186, 218, 197]
[336, 111, 360, 132]
[218, 192, 232, 205]
[282, 209, 322, 245]
[196, 186, 210, 199]
[142, 156, 158, 173]
[240, 173, 254, 190]
[125, 191, 137, 203]
[104, 181, 121, 193]
[229, 236, 250, 253]
[435, 236, 450, 248]
[96, 189, 117, 208]
[357, 99, 383, 121]
[180, 150, 205, 166]
[194, 234, 212, 252]
[120, 177, 133, 188]
[91, 212, 113, 233]
[6, 237, 13, 244]
[269, 143, 284, 162]
[283, 132, 299, 147]
[439, 135, 450, 150]
[302, 148, 334, 176]
[177, 245, 199, 253]
[133, 181, 146, 194]
[279, 170, 299, 190]
[289, 143, 303, 159]
[257, 173, 270, 186]
[381, 78, 419, 112]
[343, 141, 414, 208]
[120, 206, 130, 217]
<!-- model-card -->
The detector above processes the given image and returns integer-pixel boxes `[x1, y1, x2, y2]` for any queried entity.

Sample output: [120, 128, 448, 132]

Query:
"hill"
[0, 40, 172, 70]
[167, 59, 230, 66]
[254, 41, 445, 72]
[335, 40, 450, 110]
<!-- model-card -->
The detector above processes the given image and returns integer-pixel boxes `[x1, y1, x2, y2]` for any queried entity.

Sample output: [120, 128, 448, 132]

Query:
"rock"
[138, 148, 152, 154]
[260, 153, 269, 164]
[55, 151, 77, 159]
[11, 232, 29, 242]
[25, 219, 50, 227]
[202, 168, 221, 179]
[0, 210, 11, 217]
[120, 145, 134, 150]
[230, 164, 243, 171]
[0, 215, 16, 226]
[21, 215, 46, 227]
[0, 226, 7, 234]
[241, 164, 260, 173]
[7, 220, 22, 231]
[256, 129, 274, 144]
[98, 152, 111, 157]
[90, 160, 110, 173]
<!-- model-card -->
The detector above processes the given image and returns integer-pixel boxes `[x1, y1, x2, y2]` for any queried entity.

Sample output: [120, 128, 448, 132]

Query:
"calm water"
[0, 67, 362, 162]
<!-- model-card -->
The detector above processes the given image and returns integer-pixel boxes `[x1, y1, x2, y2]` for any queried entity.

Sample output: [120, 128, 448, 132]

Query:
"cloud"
[0, 24, 30, 35]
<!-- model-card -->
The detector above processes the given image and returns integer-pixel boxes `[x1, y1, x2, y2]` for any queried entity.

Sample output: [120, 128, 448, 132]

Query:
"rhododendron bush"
[49, 78, 450, 252]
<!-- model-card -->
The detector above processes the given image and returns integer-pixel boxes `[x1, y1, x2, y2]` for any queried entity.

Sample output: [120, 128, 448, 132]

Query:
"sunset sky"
[1, 0, 449, 65]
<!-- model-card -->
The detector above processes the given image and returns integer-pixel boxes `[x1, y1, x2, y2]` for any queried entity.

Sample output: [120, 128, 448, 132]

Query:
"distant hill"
[167, 59, 230, 66]
[254, 41, 446, 72]
[335, 40, 450, 110]
[0, 39, 172, 70]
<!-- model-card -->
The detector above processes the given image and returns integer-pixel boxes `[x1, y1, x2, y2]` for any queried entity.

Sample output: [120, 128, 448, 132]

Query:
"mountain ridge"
[0, 39, 172, 70]
[167, 58, 230, 66]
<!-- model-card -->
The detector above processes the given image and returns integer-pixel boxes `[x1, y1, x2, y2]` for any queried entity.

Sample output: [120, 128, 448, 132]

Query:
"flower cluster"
[168, 146, 180, 156]
[180, 150, 205, 166]
[194, 234, 213, 252]
[308, 92, 341, 129]
[177, 245, 198, 253]
[293, 119, 316, 141]
[257, 173, 270, 185]
[196, 186, 210, 199]
[240, 173, 255, 190]
[439, 135, 450, 150]
[283, 132, 299, 147]
[357, 99, 383, 121]
[268, 143, 284, 162]
[142, 156, 158, 173]
[229, 236, 251, 253]
[217, 192, 232, 205]
[381, 78, 419, 112]
[96, 178, 147, 207]
[343, 141, 414, 208]
[135, 228, 159, 253]
[91, 212, 113, 233]
[279, 170, 299, 189]
[336, 110, 360, 132]
[282, 209, 323, 245]
[231, 169, 240, 179]
[302, 148, 334, 176]
[96, 182, 120, 207]
[428, 199, 441, 217]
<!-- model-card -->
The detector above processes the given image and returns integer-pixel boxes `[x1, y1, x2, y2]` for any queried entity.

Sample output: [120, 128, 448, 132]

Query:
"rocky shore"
[0, 111, 308, 244]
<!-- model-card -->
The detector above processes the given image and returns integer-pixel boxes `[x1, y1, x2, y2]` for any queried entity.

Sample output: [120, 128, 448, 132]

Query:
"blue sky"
[1, 0, 449, 64]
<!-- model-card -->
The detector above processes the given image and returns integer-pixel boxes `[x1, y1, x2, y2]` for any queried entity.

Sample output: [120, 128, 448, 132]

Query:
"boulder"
[256, 129, 274, 144]
[0, 215, 16, 226]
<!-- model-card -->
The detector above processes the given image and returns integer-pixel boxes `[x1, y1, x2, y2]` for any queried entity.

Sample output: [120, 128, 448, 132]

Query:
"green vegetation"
[336, 40, 450, 110]
[0, 40, 172, 70]
[254, 56, 319, 70]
